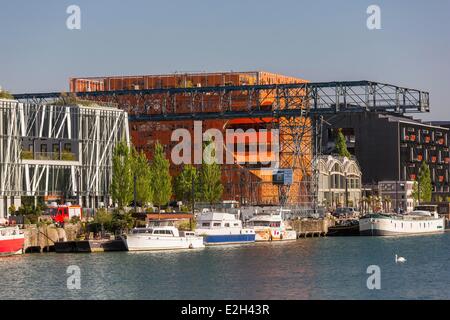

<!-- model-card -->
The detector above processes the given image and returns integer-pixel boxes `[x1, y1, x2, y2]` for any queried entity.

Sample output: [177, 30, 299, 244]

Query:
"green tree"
[93, 208, 113, 235]
[132, 149, 153, 207]
[18, 196, 47, 224]
[174, 164, 200, 204]
[413, 161, 432, 203]
[412, 181, 419, 204]
[111, 208, 135, 234]
[0, 88, 13, 99]
[111, 141, 133, 208]
[8, 204, 16, 216]
[199, 140, 223, 206]
[150, 142, 172, 210]
[335, 128, 351, 158]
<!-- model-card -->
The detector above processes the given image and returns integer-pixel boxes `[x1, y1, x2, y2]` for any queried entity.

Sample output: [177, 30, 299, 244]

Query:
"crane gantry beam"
[13, 80, 429, 121]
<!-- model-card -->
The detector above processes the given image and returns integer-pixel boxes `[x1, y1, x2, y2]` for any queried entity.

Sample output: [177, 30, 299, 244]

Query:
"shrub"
[21, 151, 33, 159]
[0, 90, 14, 100]
[61, 151, 76, 161]
[70, 216, 81, 224]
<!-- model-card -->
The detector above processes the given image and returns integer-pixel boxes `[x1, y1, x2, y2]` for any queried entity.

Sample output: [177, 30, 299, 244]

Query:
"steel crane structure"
[13, 80, 429, 209]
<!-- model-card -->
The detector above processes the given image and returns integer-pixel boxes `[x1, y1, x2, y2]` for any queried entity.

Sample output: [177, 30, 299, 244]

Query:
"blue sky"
[0, 0, 449, 120]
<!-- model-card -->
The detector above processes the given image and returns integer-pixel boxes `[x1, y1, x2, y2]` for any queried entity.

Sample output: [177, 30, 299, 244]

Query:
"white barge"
[359, 207, 445, 236]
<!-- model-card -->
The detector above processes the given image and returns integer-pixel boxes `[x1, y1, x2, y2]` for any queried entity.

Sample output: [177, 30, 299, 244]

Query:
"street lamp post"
[395, 181, 398, 213]
[190, 170, 195, 230]
[418, 180, 421, 205]
[133, 173, 137, 214]
[345, 174, 349, 208]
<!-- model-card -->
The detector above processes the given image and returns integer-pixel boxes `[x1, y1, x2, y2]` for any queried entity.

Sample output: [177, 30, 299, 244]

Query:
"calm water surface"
[1, 233, 450, 300]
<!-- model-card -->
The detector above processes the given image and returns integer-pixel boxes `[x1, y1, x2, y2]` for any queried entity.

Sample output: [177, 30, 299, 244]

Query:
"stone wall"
[289, 217, 335, 236]
[24, 223, 81, 251]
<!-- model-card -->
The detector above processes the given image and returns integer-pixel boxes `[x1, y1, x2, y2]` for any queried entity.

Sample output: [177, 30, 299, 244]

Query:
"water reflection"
[1, 234, 449, 299]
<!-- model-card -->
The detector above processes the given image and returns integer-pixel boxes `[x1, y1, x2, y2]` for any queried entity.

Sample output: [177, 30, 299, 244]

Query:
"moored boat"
[359, 210, 445, 236]
[195, 212, 255, 245]
[327, 220, 360, 237]
[247, 209, 297, 241]
[0, 226, 25, 256]
[123, 220, 205, 251]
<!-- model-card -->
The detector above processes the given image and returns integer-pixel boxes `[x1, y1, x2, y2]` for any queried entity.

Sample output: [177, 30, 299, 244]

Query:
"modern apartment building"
[321, 113, 450, 201]
[378, 180, 415, 212]
[0, 98, 129, 218]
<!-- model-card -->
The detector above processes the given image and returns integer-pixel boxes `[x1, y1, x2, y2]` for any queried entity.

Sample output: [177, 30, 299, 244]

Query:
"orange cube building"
[70, 71, 312, 205]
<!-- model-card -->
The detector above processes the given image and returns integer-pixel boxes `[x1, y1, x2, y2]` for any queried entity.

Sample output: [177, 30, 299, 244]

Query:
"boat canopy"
[197, 212, 238, 222]
[408, 210, 432, 217]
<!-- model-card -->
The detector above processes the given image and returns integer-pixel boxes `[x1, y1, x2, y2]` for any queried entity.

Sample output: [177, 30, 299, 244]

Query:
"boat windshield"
[251, 221, 280, 227]
[132, 228, 153, 234]
[153, 229, 174, 236]
[148, 220, 175, 227]
[414, 205, 437, 212]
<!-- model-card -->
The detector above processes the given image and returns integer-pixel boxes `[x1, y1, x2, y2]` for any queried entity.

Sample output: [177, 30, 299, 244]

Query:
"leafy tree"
[412, 161, 432, 203]
[52, 92, 96, 106]
[8, 204, 16, 216]
[335, 128, 351, 158]
[174, 164, 200, 204]
[111, 141, 133, 208]
[199, 140, 223, 206]
[412, 181, 419, 204]
[111, 208, 135, 233]
[150, 142, 172, 210]
[0, 88, 13, 99]
[18, 196, 47, 224]
[132, 149, 153, 207]
[93, 208, 113, 235]
[383, 196, 392, 212]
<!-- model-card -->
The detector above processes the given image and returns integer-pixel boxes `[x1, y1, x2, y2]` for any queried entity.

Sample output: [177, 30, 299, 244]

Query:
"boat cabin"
[196, 212, 243, 229]
[131, 225, 180, 237]
[247, 215, 282, 228]
[414, 205, 438, 213]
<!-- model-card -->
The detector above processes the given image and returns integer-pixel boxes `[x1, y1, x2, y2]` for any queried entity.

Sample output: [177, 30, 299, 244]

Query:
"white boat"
[359, 208, 445, 236]
[247, 209, 297, 241]
[195, 212, 255, 245]
[0, 226, 25, 256]
[124, 220, 205, 251]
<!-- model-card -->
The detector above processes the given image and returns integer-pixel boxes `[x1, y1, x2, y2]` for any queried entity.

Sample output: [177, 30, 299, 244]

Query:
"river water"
[1, 233, 450, 300]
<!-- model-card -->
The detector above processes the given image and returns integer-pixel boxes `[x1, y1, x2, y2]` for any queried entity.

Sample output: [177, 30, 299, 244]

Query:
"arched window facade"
[316, 155, 362, 209]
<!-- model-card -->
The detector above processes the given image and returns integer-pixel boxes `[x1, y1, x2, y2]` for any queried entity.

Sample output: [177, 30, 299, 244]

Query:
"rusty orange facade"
[70, 71, 312, 205]
[70, 71, 305, 92]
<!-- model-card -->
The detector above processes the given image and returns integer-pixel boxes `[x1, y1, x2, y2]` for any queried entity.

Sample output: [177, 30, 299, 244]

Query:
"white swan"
[395, 254, 406, 263]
